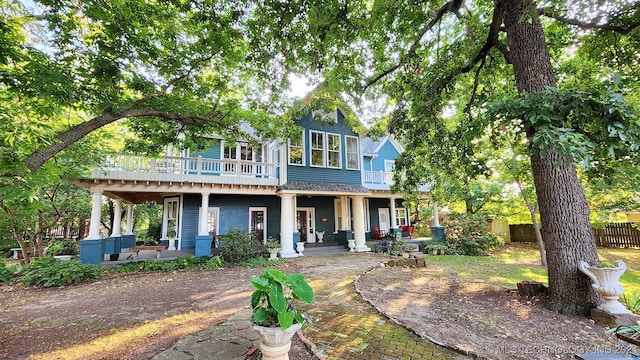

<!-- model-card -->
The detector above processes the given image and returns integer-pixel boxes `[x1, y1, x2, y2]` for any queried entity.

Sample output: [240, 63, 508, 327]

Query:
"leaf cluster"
[19, 256, 102, 287]
[251, 268, 314, 330]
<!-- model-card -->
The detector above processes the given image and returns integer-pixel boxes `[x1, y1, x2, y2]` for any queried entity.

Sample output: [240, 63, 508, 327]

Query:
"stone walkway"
[154, 252, 467, 359]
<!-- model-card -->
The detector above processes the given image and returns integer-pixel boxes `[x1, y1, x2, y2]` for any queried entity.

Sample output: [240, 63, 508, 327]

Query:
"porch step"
[301, 243, 348, 256]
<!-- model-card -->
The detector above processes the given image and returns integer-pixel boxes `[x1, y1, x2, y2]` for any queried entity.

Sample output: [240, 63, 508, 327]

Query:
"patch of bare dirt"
[0, 263, 315, 360]
[356, 265, 638, 360]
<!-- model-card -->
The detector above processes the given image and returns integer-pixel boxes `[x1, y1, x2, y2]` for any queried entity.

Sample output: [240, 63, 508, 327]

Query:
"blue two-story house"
[77, 109, 428, 264]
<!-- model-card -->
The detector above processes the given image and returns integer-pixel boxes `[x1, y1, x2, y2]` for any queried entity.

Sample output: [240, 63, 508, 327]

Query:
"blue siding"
[287, 110, 362, 185]
[371, 140, 400, 172]
[297, 196, 336, 236]
[363, 156, 373, 171]
[193, 140, 221, 160]
[180, 194, 281, 249]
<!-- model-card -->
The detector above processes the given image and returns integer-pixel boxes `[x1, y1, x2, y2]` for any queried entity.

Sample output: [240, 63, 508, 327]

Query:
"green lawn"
[423, 242, 640, 295]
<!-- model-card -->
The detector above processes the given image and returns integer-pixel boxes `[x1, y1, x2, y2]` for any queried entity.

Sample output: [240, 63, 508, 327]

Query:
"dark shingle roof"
[278, 182, 370, 193]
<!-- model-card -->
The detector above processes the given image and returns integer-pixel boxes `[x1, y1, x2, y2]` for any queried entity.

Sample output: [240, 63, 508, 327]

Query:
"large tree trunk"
[503, 0, 601, 314]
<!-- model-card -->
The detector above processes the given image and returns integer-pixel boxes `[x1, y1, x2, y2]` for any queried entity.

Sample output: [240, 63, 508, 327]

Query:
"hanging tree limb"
[538, 7, 640, 34]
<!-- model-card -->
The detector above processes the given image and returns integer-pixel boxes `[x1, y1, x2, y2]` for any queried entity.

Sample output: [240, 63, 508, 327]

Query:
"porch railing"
[94, 154, 277, 184]
[363, 171, 395, 185]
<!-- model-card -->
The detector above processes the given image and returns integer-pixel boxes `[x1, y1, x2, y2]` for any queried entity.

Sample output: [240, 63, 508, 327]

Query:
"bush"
[20, 256, 102, 287]
[443, 213, 504, 256]
[218, 228, 257, 264]
[109, 255, 225, 273]
[135, 230, 160, 245]
[0, 261, 17, 284]
[46, 238, 79, 255]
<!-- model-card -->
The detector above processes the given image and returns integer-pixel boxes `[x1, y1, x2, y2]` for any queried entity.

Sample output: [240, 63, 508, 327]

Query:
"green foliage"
[219, 228, 258, 264]
[20, 256, 102, 287]
[264, 237, 281, 250]
[0, 261, 17, 284]
[443, 213, 504, 256]
[622, 291, 640, 314]
[46, 239, 79, 256]
[250, 268, 314, 330]
[420, 242, 448, 252]
[109, 255, 224, 273]
[240, 256, 284, 267]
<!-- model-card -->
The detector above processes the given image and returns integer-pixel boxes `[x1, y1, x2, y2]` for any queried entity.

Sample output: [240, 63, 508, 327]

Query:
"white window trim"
[345, 135, 360, 170]
[384, 160, 395, 173]
[326, 132, 342, 169]
[309, 130, 325, 168]
[288, 131, 305, 166]
[395, 208, 408, 227]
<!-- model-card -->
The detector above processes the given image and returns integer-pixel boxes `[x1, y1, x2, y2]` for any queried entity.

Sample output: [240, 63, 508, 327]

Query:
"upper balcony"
[90, 154, 279, 186]
[363, 171, 395, 190]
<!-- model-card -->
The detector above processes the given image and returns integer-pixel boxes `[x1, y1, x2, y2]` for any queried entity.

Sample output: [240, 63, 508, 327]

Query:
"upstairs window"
[288, 131, 304, 165]
[310, 130, 325, 167]
[327, 133, 341, 168]
[345, 136, 360, 170]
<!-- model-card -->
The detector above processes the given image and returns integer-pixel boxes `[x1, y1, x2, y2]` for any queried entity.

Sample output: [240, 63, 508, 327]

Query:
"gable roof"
[361, 135, 404, 157]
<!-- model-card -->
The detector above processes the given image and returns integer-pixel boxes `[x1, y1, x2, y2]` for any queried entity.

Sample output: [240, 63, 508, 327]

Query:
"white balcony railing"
[363, 171, 395, 185]
[93, 154, 278, 185]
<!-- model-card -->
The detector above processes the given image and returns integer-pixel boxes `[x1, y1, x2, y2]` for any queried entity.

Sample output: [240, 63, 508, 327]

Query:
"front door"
[249, 207, 267, 243]
[296, 208, 315, 243]
[378, 208, 390, 234]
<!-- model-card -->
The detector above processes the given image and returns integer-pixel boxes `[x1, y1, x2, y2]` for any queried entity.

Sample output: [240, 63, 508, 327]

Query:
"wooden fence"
[510, 223, 640, 248]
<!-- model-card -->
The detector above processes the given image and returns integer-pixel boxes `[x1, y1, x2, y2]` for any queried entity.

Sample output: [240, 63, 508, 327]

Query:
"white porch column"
[389, 197, 397, 230]
[351, 196, 370, 252]
[125, 203, 134, 235]
[199, 192, 210, 236]
[340, 195, 350, 230]
[433, 203, 440, 227]
[279, 194, 298, 258]
[88, 190, 103, 239]
[110, 199, 123, 237]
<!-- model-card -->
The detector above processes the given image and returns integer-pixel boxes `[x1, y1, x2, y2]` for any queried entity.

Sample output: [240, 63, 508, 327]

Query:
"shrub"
[204, 255, 225, 270]
[443, 213, 504, 256]
[109, 255, 226, 273]
[0, 261, 17, 284]
[135, 230, 160, 245]
[218, 228, 257, 264]
[20, 256, 102, 287]
[46, 238, 79, 255]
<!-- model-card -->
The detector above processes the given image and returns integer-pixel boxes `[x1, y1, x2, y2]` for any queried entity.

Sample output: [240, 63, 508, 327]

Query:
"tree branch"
[363, 1, 457, 91]
[538, 7, 640, 34]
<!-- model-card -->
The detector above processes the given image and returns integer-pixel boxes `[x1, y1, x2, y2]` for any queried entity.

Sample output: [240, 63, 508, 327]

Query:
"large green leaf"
[268, 282, 286, 314]
[288, 273, 314, 304]
[265, 268, 288, 284]
[251, 276, 269, 290]
[253, 307, 269, 323]
[277, 310, 294, 330]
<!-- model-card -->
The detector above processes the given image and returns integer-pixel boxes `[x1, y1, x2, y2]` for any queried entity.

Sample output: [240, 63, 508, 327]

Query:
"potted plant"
[422, 242, 447, 255]
[578, 260, 631, 314]
[264, 237, 281, 260]
[166, 220, 177, 250]
[251, 268, 314, 360]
